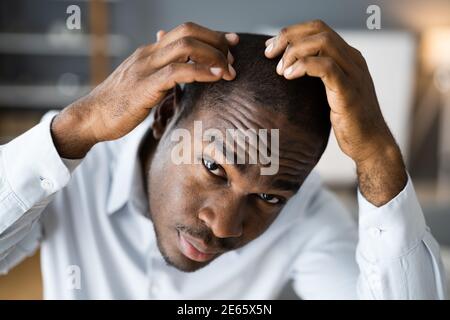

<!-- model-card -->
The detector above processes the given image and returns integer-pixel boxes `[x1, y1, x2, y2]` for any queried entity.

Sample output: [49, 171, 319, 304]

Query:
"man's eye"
[258, 193, 281, 204]
[202, 157, 223, 176]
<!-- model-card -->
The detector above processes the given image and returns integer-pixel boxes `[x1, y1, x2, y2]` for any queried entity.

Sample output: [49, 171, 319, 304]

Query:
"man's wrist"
[51, 99, 97, 159]
[356, 142, 407, 207]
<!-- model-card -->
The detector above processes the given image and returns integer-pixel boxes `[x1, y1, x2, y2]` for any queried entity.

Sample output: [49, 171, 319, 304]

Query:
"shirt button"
[368, 227, 383, 237]
[40, 178, 54, 191]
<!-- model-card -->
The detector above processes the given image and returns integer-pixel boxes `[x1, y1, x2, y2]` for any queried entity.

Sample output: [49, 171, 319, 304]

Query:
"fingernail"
[265, 38, 273, 46]
[228, 64, 236, 78]
[225, 33, 238, 44]
[276, 59, 283, 74]
[227, 51, 234, 64]
[210, 67, 222, 76]
[265, 42, 273, 54]
[284, 65, 294, 77]
[156, 30, 164, 41]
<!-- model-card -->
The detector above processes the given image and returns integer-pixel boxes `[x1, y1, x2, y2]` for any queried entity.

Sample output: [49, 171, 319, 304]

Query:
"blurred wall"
[0, 0, 449, 300]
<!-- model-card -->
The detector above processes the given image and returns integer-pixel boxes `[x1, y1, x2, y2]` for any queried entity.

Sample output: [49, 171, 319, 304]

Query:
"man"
[0, 21, 447, 299]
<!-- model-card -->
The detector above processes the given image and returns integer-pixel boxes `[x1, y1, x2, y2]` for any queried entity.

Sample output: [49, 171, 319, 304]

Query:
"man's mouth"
[177, 231, 221, 262]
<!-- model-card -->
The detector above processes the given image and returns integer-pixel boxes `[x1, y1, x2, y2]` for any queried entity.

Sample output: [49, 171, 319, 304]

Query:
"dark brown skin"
[51, 21, 407, 272]
[143, 93, 319, 271]
[264, 20, 407, 205]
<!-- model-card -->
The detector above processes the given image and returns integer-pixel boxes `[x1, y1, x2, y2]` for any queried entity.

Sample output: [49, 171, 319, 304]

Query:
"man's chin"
[156, 236, 218, 272]
[160, 250, 215, 273]
[152, 225, 220, 272]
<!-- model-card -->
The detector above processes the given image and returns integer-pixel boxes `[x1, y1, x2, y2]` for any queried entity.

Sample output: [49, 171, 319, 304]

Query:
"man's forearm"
[51, 98, 97, 159]
[356, 142, 407, 207]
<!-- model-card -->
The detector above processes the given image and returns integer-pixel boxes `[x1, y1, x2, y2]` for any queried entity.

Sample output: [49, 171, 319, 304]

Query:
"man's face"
[146, 94, 323, 272]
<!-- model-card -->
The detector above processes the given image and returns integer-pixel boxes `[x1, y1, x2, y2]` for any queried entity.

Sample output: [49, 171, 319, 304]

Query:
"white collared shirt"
[0, 112, 447, 299]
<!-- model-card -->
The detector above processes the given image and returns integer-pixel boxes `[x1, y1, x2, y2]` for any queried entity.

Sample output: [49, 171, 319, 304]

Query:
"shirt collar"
[106, 112, 155, 215]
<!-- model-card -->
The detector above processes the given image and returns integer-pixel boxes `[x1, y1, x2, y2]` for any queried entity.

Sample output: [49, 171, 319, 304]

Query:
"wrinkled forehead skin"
[174, 89, 323, 192]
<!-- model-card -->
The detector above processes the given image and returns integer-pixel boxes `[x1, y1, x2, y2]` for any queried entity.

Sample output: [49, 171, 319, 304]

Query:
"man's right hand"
[51, 22, 239, 159]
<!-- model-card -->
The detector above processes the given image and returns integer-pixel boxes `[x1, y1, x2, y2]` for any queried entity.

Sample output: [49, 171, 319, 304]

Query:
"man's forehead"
[180, 105, 318, 188]
[196, 93, 284, 130]
[190, 105, 320, 158]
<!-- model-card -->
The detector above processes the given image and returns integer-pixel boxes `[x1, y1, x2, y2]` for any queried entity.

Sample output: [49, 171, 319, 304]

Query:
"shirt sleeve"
[356, 175, 448, 299]
[290, 174, 448, 300]
[0, 111, 81, 274]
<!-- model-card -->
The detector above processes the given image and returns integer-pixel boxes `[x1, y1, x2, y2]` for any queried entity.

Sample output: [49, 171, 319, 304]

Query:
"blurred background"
[0, 0, 449, 299]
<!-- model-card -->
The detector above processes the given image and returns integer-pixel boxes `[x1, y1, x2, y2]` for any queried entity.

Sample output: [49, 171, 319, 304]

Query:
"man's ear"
[152, 84, 183, 140]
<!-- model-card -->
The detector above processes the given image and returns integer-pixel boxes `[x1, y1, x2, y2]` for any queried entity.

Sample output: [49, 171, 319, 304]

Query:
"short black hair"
[177, 32, 331, 155]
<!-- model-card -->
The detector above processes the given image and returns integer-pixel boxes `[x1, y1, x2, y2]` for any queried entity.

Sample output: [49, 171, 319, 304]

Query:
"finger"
[277, 32, 355, 76]
[151, 63, 226, 93]
[156, 30, 166, 42]
[156, 22, 239, 60]
[347, 46, 367, 70]
[265, 37, 275, 47]
[283, 56, 349, 96]
[265, 19, 331, 59]
[148, 36, 236, 81]
[224, 32, 239, 46]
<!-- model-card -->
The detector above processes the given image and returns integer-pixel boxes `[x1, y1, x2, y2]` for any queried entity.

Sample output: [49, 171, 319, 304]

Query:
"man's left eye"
[202, 157, 224, 177]
[258, 193, 281, 204]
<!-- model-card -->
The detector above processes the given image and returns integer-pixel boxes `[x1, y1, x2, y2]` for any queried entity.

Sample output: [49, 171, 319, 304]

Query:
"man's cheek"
[173, 163, 210, 198]
[164, 168, 203, 220]
[246, 211, 279, 242]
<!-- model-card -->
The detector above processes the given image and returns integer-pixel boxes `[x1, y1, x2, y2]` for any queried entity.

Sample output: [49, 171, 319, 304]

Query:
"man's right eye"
[202, 157, 225, 178]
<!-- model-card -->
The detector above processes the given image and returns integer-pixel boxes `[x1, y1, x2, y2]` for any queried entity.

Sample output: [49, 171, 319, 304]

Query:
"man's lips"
[177, 231, 221, 262]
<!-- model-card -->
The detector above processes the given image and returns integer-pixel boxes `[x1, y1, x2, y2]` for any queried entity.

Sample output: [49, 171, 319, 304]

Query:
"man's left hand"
[265, 20, 407, 206]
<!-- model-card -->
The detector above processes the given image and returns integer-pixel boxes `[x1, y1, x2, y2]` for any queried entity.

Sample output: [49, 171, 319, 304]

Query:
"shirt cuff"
[2, 112, 80, 211]
[357, 174, 426, 262]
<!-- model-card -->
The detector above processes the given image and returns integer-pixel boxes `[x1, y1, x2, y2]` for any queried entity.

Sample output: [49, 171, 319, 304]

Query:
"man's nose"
[197, 194, 245, 239]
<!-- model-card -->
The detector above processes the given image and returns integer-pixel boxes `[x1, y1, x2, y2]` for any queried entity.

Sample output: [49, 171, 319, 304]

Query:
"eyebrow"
[204, 134, 301, 193]
[204, 134, 251, 174]
[271, 179, 301, 193]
